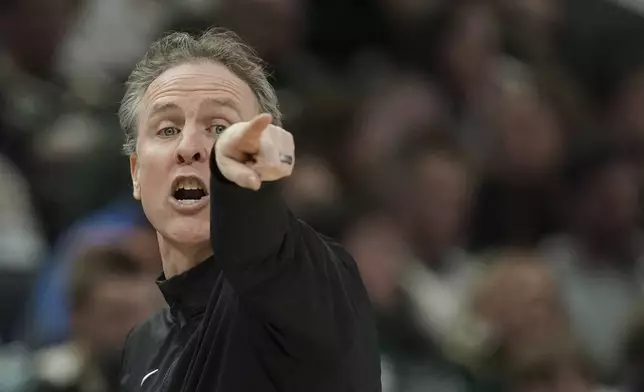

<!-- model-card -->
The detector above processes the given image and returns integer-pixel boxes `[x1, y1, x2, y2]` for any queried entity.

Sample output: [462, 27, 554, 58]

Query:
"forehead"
[140, 61, 259, 121]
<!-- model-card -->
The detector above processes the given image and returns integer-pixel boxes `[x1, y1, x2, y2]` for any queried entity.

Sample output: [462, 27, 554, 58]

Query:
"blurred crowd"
[2, 0, 644, 391]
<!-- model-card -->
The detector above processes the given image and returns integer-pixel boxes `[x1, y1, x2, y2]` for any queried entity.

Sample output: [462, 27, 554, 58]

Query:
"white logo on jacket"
[141, 369, 159, 386]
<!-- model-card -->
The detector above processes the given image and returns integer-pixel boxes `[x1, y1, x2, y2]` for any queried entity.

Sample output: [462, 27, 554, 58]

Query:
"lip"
[169, 174, 210, 214]
[168, 194, 210, 214]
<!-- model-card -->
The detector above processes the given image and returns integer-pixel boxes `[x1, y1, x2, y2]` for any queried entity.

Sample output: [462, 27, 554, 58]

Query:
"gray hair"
[118, 28, 282, 155]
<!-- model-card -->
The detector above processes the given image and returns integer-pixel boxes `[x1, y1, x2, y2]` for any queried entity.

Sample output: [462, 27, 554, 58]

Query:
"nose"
[175, 126, 208, 165]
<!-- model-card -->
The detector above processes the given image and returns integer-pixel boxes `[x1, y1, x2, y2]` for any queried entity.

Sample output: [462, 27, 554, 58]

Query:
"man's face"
[131, 62, 259, 248]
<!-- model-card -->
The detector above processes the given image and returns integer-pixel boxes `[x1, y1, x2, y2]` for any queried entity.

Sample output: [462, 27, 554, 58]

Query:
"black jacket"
[119, 158, 381, 392]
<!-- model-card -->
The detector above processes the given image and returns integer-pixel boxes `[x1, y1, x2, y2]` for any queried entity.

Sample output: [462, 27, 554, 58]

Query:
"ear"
[130, 155, 141, 200]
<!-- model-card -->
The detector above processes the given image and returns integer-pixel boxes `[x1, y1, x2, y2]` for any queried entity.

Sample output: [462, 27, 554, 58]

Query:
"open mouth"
[171, 176, 209, 202]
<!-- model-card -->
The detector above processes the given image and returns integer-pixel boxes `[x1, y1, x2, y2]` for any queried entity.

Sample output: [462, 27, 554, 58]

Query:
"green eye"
[210, 124, 227, 135]
[159, 127, 180, 137]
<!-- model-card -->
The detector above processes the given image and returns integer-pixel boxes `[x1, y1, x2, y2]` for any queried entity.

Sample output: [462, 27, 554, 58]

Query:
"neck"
[157, 233, 213, 278]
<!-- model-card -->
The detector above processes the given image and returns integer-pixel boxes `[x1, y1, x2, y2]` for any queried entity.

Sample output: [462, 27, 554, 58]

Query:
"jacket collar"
[156, 257, 219, 320]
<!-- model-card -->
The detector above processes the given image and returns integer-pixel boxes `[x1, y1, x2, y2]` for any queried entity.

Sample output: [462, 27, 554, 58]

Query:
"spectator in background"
[387, 140, 476, 275]
[437, 250, 599, 391]
[345, 214, 407, 313]
[345, 72, 448, 200]
[214, 0, 306, 67]
[29, 246, 162, 392]
[503, 333, 616, 392]
[469, 63, 563, 250]
[428, 0, 503, 104]
[493, 0, 593, 134]
[0, 155, 47, 341]
[427, 0, 504, 134]
[0, 0, 83, 241]
[446, 249, 619, 392]
[0, 0, 80, 79]
[347, 138, 483, 392]
[0, 0, 133, 244]
[282, 154, 346, 239]
[465, 251, 569, 374]
[344, 214, 408, 392]
[25, 207, 158, 348]
[54, 0, 169, 106]
[541, 140, 644, 383]
[424, 0, 540, 176]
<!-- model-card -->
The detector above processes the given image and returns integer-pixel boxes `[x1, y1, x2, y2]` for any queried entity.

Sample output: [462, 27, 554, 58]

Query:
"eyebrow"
[146, 97, 242, 123]
[148, 102, 181, 119]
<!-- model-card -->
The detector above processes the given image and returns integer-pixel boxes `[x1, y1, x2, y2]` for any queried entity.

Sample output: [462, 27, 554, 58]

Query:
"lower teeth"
[177, 198, 200, 204]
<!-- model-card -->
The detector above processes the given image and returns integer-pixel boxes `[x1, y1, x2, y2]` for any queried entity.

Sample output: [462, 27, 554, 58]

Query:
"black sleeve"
[209, 154, 373, 363]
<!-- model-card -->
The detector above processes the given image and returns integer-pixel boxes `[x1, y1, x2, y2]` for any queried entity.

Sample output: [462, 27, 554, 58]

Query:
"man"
[32, 245, 161, 392]
[117, 29, 381, 392]
[540, 140, 643, 383]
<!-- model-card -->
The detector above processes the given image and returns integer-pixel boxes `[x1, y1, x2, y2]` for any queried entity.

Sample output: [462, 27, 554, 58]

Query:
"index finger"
[240, 113, 273, 151]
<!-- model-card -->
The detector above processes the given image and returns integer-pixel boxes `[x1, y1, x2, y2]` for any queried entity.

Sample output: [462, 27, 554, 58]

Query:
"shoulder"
[311, 223, 365, 284]
[295, 217, 372, 302]
[122, 307, 172, 369]
[295, 217, 357, 267]
[321, 232, 357, 267]
[119, 307, 176, 392]
[120, 307, 173, 390]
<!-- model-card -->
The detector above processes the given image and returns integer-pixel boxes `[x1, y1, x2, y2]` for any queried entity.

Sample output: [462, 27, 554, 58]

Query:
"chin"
[161, 216, 210, 246]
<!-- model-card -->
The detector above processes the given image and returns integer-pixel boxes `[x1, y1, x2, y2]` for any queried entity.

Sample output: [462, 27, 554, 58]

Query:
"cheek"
[136, 147, 170, 197]
[138, 165, 167, 200]
[135, 158, 172, 228]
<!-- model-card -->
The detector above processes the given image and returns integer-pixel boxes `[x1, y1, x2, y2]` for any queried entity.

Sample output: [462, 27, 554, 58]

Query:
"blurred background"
[3, 0, 644, 391]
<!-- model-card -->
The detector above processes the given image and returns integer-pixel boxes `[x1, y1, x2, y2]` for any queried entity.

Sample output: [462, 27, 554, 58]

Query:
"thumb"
[239, 113, 273, 152]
